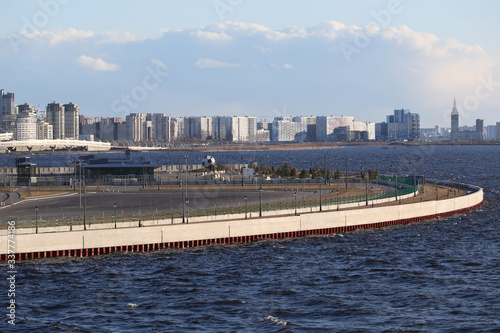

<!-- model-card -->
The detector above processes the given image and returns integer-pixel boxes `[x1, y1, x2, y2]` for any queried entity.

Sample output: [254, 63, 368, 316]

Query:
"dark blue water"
[3, 145, 500, 332]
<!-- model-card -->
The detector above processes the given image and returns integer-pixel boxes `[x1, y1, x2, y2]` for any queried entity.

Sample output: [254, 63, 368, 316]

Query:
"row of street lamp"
[31, 155, 428, 232]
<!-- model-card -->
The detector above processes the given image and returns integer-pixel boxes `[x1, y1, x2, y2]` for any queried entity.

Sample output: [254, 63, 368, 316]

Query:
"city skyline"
[1, 1, 499, 127]
[3, 87, 500, 142]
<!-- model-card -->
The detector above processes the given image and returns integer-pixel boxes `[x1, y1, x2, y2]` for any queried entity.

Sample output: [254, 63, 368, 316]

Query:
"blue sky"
[1, 0, 499, 127]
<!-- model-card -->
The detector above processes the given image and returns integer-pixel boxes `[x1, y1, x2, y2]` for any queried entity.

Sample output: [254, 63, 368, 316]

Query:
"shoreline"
[1, 140, 499, 156]
[0, 181, 484, 261]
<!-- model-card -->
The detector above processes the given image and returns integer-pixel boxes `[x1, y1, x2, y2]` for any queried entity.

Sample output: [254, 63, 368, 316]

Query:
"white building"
[37, 121, 53, 140]
[230, 116, 257, 142]
[126, 113, 147, 141]
[176, 117, 185, 140]
[316, 116, 355, 141]
[271, 117, 308, 142]
[16, 110, 37, 140]
[197, 116, 212, 140]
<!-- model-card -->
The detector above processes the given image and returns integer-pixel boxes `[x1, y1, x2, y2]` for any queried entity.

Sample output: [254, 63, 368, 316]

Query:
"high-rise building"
[497, 122, 500, 140]
[451, 98, 459, 140]
[17, 103, 34, 113]
[149, 113, 165, 141]
[0, 89, 3, 125]
[144, 113, 177, 142]
[198, 116, 212, 140]
[386, 108, 420, 141]
[315, 116, 332, 141]
[316, 116, 356, 141]
[183, 116, 197, 140]
[212, 117, 230, 142]
[375, 122, 388, 141]
[37, 121, 53, 140]
[450, 99, 483, 141]
[63, 103, 79, 139]
[1, 90, 16, 115]
[271, 117, 308, 142]
[485, 125, 497, 140]
[167, 117, 178, 143]
[475, 119, 484, 141]
[229, 116, 257, 142]
[16, 109, 37, 140]
[126, 113, 147, 141]
[1, 89, 17, 132]
[80, 117, 126, 141]
[46, 102, 65, 139]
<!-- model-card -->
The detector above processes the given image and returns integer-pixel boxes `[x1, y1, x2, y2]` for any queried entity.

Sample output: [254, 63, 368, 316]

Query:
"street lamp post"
[244, 196, 247, 219]
[241, 157, 244, 187]
[365, 172, 369, 206]
[73, 159, 77, 191]
[294, 191, 297, 216]
[413, 160, 416, 197]
[394, 164, 398, 201]
[435, 179, 439, 201]
[185, 198, 189, 223]
[259, 176, 263, 217]
[336, 190, 339, 211]
[319, 183, 322, 212]
[361, 163, 368, 206]
[345, 155, 349, 190]
[185, 155, 188, 211]
[328, 155, 332, 186]
[79, 161, 82, 207]
[35, 206, 38, 233]
[371, 187, 374, 207]
[157, 160, 161, 190]
[83, 165, 87, 231]
[114, 203, 117, 229]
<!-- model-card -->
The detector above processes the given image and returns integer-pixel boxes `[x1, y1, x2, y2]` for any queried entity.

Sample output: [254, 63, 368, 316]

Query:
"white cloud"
[380, 26, 486, 58]
[76, 55, 120, 71]
[2, 21, 498, 127]
[312, 21, 348, 39]
[96, 31, 140, 44]
[193, 30, 232, 41]
[17, 28, 94, 45]
[5, 28, 151, 46]
[194, 58, 243, 69]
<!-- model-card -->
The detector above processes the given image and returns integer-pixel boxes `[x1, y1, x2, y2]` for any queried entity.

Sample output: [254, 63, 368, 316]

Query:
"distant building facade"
[37, 121, 53, 140]
[16, 106, 37, 140]
[450, 98, 484, 141]
[316, 115, 373, 142]
[386, 108, 420, 141]
[1, 89, 17, 133]
[63, 103, 80, 139]
[46, 102, 65, 139]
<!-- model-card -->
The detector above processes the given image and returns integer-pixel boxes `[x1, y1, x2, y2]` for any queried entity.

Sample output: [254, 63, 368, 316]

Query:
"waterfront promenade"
[0, 178, 483, 261]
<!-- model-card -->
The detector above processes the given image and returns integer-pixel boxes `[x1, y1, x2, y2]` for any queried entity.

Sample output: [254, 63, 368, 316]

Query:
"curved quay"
[1, 182, 483, 261]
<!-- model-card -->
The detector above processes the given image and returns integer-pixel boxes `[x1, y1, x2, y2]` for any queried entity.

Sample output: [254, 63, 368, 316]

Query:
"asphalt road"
[0, 187, 320, 222]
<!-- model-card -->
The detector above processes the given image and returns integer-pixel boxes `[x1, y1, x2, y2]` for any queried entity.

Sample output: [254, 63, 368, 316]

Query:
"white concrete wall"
[1, 185, 483, 255]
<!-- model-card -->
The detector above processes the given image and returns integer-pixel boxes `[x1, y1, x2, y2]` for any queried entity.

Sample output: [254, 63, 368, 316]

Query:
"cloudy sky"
[1, 0, 499, 127]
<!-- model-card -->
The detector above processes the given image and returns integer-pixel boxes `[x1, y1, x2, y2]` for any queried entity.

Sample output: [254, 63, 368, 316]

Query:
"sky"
[1, 0, 499, 128]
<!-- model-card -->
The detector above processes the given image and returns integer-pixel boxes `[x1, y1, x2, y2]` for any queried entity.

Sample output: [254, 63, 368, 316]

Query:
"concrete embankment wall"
[1, 184, 483, 260]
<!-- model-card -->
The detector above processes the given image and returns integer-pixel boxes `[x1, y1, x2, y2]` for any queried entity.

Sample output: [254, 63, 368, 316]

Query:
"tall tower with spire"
[451, 97, 459, 140]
